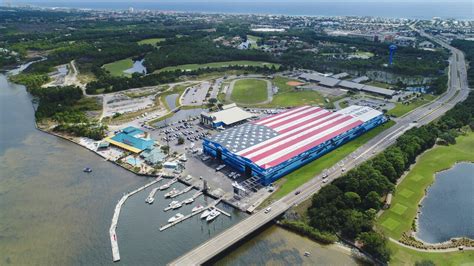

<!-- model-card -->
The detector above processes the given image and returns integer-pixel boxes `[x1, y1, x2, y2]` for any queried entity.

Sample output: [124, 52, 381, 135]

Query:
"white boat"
[183, 198, 194, 204]
[145, 197, 154, 204]
[169, 200, 179, 207]
[168, 213, 184, 223]
[200, 209, 211, 219]
[171, 202, 182, 209]
[192, 205, 204, 212]
[164, 188, 178, 198]
[159, 184, 170, 190]
[206, 210, 220, 222]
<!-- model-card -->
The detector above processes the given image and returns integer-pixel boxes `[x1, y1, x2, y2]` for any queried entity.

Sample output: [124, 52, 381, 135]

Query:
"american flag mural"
[207, 105, 383, 170]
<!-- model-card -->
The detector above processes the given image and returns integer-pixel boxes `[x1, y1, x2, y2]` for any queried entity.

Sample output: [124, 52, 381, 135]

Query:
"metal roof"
[208, 105, 383, 169]
[361, 85, 396, 96]
[204, 106, 254, 126]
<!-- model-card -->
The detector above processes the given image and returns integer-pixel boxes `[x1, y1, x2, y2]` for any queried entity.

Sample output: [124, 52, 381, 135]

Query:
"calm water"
[124, 59, 147, 75]
[417, 162, 474, 244]
[27, 1, 473, 19]
[0, 67, 145, 265]
[216, 225, 366, 266]
[0, 66, 247, 265]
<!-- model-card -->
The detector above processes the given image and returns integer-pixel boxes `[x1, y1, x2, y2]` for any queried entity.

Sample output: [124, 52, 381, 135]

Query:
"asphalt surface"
[169, 31, 471, 266]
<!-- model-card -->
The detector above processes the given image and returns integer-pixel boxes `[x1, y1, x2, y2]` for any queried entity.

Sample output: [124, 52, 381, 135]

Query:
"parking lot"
[181, 82, 211, 106]
[344, 96, 395, 111]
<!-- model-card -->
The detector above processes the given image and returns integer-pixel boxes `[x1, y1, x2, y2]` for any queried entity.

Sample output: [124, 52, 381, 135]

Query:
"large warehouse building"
[203, 105, 387, 185]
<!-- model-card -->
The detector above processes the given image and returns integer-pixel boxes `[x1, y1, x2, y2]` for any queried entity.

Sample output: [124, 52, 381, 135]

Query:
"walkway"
[110, 177, 163, 262]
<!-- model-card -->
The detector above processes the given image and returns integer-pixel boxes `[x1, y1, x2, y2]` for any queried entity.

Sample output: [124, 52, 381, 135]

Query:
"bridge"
[168, 30, 470, 266]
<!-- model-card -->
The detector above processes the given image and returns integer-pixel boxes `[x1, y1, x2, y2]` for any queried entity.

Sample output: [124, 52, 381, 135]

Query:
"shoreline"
[412, 161, 474, 246]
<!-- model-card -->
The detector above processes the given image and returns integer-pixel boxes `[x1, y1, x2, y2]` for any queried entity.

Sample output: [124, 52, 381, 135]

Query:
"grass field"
[387, 241, 474, 266]
[102, 58, 133, 77]
[155, 60, 280, 73]
[377, 132, 474, 240]
[267, 120, 396, 201]
[387, 94, 436, 117]
[231, 79, 268, 104]
[137, 38, 165, 46]
[262, 76, 326, 107]
[247, 35, 261, 50]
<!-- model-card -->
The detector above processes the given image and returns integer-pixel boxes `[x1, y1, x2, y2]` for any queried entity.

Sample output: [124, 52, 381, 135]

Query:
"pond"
[416, 162, 474, 244]
[124, 59, 147, 75]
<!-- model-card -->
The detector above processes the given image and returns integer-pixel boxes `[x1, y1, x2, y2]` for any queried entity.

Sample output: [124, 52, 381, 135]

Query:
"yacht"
[159, 183, 170, 190]
[183, 198, 194, 204]
[206, 209, 220, 222]
[168, 213, 184, 223]
[192, 205, 204, 212]
[145, 197, 154, 204]
[200, 209, 211, 219]
[164, 188, 178, 198]
[169, 200, 182, 209]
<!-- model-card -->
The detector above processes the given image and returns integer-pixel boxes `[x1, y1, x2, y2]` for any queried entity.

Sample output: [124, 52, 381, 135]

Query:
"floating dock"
[160, 199, 224, 231]
[160, 178, 178, 190]
[109, 177, 163, 262]
[146, 187, 160, 203]
[164, 189, 204, 211]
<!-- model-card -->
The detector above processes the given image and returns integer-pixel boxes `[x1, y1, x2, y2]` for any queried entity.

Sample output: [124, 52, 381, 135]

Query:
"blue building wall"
[203, 115, 387, 185]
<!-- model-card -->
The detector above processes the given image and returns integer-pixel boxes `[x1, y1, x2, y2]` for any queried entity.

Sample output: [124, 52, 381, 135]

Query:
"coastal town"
[1, 3, 473, 266]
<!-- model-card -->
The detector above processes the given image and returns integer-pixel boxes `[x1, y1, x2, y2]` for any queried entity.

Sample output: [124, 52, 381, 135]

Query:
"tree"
[177, 136, 185, 145]
[364, 191, 382, 210]
[357, 232, 391, 262]
[161, 145, 170, 154]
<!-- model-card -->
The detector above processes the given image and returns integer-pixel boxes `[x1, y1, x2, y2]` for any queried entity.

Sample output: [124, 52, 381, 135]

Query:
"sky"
[17, 0, 473, 2]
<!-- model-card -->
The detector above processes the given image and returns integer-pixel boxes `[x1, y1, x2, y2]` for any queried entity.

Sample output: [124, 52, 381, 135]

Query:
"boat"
[159, 183, 170, 190]
[183, 198, 194, 204]
[304, 251, 311, 257]
[200, 209, 211, 219]
[206, 209, 220, 222]
[171, 202, 182, 209]
[192, 205, 204, 212]
[168, 213, 184, 223]
[145, 197, 154, 204]
[164, 188, 178, 198]
[83, 167, 92, 173]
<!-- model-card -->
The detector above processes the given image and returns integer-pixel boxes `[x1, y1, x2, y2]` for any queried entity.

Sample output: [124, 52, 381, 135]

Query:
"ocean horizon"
[15, 1, 474, 20]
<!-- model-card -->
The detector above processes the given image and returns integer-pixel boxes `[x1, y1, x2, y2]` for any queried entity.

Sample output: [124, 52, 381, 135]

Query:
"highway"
[168, 31, 471, 266]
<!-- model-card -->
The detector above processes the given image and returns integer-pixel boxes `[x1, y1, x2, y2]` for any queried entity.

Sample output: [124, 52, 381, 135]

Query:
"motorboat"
[206, 209, 220, 222]
[145, 197, 154, 204]
[168, 200, 182, 209]
[183, 198, 194, 204]
[159, 183, 170, 190]
[200, 209, 211, 219]
[164, 188, 178, 198]
[192, 205, 204, 212]
[83, 167, 92, 173]
[168, 213, 184, 223]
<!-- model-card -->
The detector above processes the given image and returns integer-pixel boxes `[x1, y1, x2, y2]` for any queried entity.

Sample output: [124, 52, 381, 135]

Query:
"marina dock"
[160, 199, 226, 231]
[146, 187, 159, 202]
[160, 178, 178, 190]
[109, 177, 163, 262]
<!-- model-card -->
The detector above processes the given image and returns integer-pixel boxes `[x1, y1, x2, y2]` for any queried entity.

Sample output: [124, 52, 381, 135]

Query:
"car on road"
[322, 179, 328, 183]
[341, 167, 346, 172]
[264, 207, 272, 214]
[294, 191, 301, 195]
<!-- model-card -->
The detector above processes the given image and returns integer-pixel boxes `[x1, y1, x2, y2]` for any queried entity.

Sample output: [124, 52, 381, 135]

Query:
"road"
[169, 31, 471, 265]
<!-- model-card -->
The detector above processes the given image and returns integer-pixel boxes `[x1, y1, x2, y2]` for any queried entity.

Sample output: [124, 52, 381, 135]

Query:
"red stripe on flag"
[277, 112, 336, 134]
[254, 106, 312, 125]
[260, 120, 363, 169]
[266, 108, 322, 130]
[247, 116, 354, 162]
[239, 113, 342, 157]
